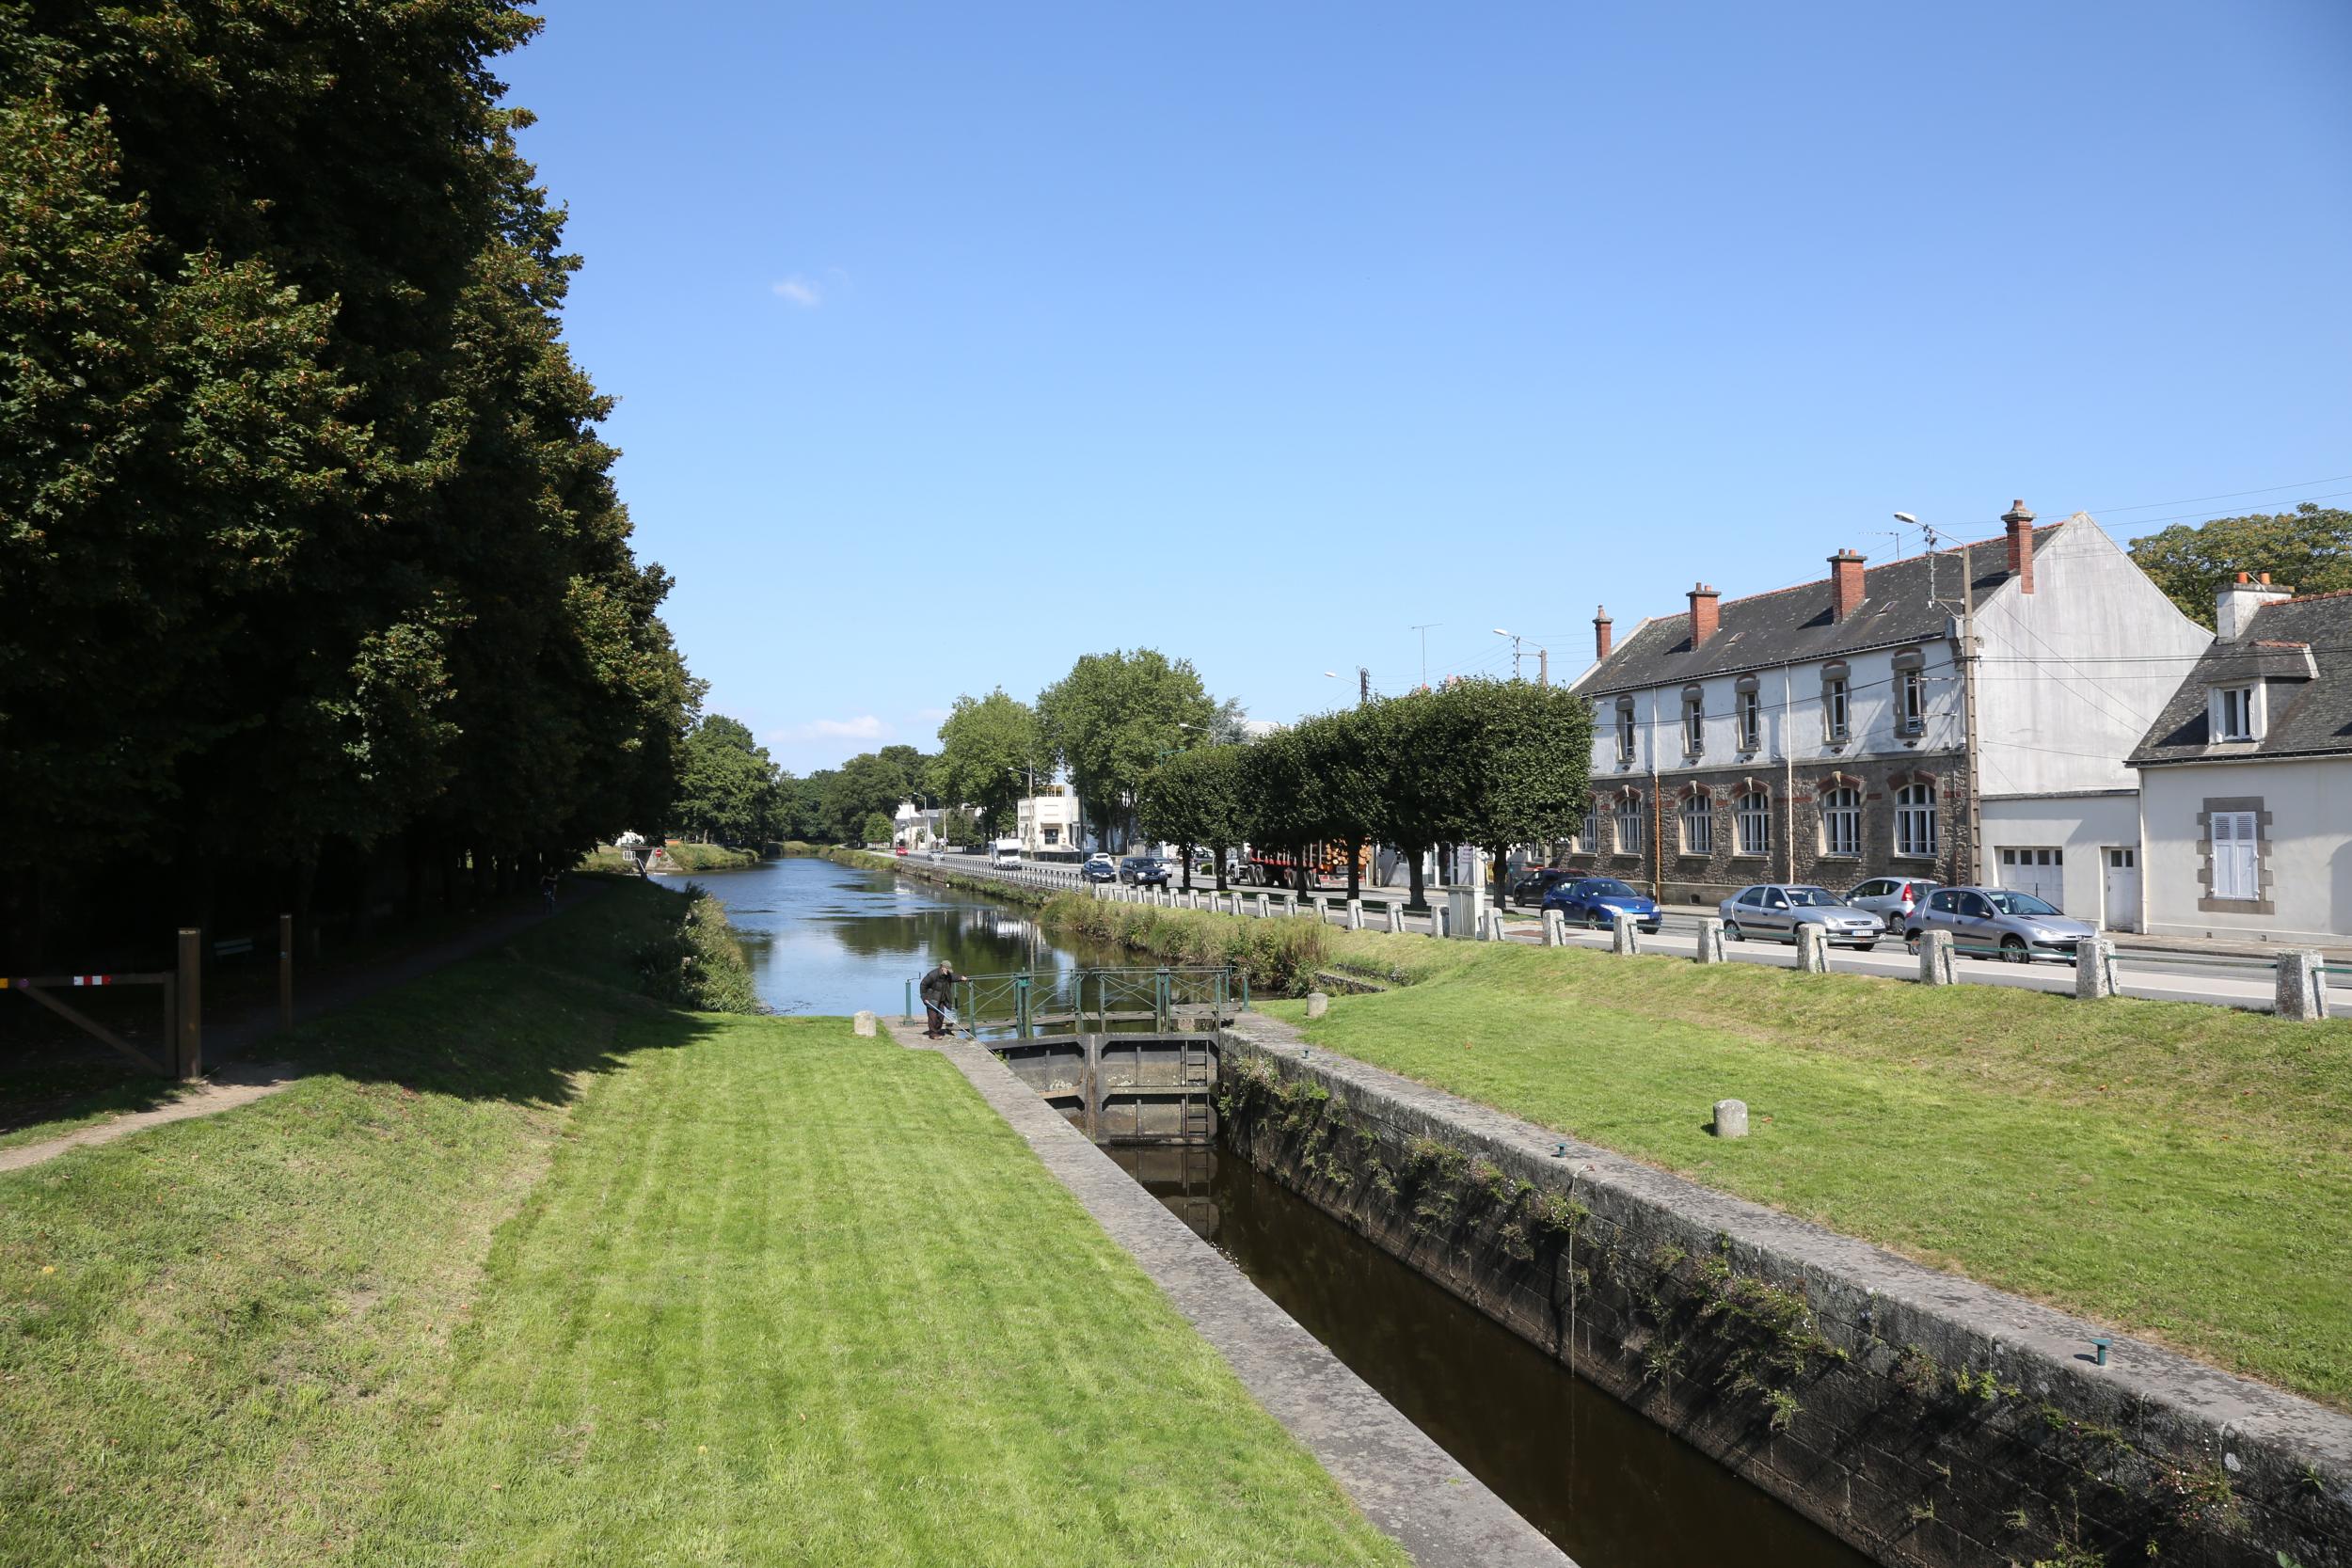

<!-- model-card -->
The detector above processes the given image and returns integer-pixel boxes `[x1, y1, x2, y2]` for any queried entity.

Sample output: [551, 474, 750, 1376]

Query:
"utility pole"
[1359, 666, 1371, 705]
[1537, 647, 1549, 689]
[1959, 543, 1984, 885]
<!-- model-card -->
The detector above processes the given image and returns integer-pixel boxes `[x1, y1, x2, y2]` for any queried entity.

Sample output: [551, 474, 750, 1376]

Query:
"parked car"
[894, 843, 909, 857]
[1541, 876, 1662, 932]
[1507, 866, 1578, 907]
[1720, 884, 1883, 948]
[1842, 876, 1939, 932]
[1903, 886, 2095, 963]
[1119, 856, 1171, 888]
[1081, 853, 1119, 883]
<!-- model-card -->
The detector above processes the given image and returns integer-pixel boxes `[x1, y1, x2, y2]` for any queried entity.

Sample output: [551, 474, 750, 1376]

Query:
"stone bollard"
[853, 1010, 877, 1037]
[1796, 924, 1829, 974]
[1611, 911, 1640, 955]
[2075, 937, 2119, 1000]
[2275, 949, 2328, 1021]
[1305, 990, 1329, 1020]
[1345, 898, 1364, 930]
[1255, 892, 1271, 918]
[1693, 916, 1725, 963]
[1484, 910, 1507, 942]
[1388, 904, 1406, 934]
[1436, 906, 1452, 938]
[1918, 928, 1957, 985]
[1711, 1099, 1749, 1138]
[1543, 909, 1565, 947]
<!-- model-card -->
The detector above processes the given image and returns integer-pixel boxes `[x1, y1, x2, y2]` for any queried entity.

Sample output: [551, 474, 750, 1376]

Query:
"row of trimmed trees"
[1, 4, 693, 963]
[1138, 678, 1595, 908]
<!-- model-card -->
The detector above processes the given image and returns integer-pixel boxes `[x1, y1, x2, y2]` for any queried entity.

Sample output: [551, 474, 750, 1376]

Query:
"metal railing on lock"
[908, 964, 1246, 1038]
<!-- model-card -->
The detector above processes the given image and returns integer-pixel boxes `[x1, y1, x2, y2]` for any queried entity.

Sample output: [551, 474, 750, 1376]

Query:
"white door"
[2101, 847, 2139, 932]
[1997, 847, 2066, 910]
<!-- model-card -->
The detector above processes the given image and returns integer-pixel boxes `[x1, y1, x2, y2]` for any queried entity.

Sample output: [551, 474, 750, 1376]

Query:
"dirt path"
[1, 883, 609, 1176]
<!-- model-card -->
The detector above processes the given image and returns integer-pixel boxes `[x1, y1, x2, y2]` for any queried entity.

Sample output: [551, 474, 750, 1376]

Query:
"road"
[910, 851, 2349, 1019]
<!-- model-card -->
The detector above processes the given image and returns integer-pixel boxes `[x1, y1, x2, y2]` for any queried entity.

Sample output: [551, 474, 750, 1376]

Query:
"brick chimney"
[1593, 605, 1613, 662]
[1687, 582, 1720, 647]
[2002, 500, 2037, 594]
[1828, 548, 1866, 619]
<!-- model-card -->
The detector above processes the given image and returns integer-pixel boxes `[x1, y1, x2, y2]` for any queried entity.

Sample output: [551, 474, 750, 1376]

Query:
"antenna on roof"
[1870, 527, 1908, 560]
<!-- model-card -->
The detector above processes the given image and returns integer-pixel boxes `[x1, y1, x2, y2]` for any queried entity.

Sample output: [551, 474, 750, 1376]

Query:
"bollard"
[1255, 892, 1270, 918]
[1918, 928, 1957, 985]
[1305, 990, 1329, 1020]
[175, 927, 203, 1080]
[1795, 924, 1829, 974]
[1693, 916, 1724, 962]
[1345, 898, 1364, 930]
[852, 1010, 877, 1037]
[2075, 937, 2118, 1000]
[1436, 906, 1451, 938]
[2275, 949, 2327, 1021]
[278, 911, 294, 1029]
[1611, 911, 1640, 955]
[1711, 1099, 1749, 1138]
[1484, 910, 1506, 942]
[1388, 903, 1406, 934]
[1542, 909, 1565, 947]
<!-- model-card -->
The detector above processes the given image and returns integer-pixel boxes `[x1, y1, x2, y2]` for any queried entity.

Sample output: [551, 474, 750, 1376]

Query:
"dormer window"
[2216, 685, 2258, 741]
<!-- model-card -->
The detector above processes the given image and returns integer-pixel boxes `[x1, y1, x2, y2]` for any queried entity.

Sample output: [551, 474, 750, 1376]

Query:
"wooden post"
[278, 912, 294, 1029]
[176, 927, 202, 1080]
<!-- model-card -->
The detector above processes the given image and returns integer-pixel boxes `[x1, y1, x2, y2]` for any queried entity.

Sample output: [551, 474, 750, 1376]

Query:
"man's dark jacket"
[918, 969, 955, 1007]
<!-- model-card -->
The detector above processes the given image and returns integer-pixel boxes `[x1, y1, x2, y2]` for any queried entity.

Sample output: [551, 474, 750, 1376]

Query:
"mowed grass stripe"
[373, 1017, 1406, 1567]
[1274, 931, 2352, 1406]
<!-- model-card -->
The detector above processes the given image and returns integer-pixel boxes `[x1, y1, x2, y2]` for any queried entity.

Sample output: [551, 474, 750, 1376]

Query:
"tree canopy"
[1038, 650, 1215, 848]
[2128, 503, 2352, 626]
[0, 1, 693, 958]
[670, 716, 784, 845]
[1139, 744, 1248, 890]
[932, 689, 1044, 836]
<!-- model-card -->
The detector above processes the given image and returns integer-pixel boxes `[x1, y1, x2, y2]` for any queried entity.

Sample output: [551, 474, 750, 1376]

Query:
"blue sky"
[502, 0, 2352, 777]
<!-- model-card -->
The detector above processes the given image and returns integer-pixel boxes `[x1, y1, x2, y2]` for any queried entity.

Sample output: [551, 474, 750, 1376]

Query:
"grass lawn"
[1, 887, 1403, 1567]
[1264, 929, 2352, 1408]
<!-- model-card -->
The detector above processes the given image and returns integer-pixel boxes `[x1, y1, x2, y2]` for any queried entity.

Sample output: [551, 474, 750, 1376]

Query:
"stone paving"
[883, 1013, 1571, 1568]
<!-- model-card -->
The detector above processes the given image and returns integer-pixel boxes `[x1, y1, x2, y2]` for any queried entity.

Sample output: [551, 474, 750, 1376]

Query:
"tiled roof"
[1574, 525, 2063, 695]
[2130, 594, 2352, 764]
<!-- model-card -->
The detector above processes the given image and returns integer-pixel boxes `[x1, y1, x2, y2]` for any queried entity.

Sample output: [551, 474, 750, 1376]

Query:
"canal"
[689, 855, 1873, 1568]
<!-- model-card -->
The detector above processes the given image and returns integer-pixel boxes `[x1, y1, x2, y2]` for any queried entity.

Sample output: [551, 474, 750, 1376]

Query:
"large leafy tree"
[669, 715, 781, 845]
[1140, 744, 1248, 891]
[932, 689, 1043, 836]
[1291, 709, 1386, 899]
[1433, 678, 1595, 904]
[0, 1, 695, 958]
[1038, 649, 1215, 849]
[2128, 503, 2352, 627]
[1240, 729, 1322, 895]
[818, 752, 917, 845]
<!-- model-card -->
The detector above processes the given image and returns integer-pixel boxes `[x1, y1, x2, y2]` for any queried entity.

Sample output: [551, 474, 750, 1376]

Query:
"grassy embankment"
[1, 879, 1405, 1567]
[1042, 893, 2352, 1408]
[577, 841, 761, 875]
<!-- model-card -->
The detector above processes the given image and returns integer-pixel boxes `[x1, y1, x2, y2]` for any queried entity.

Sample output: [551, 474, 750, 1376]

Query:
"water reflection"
[671, 855, 1124, 1015]
[1102, 1146, 1872, 1568]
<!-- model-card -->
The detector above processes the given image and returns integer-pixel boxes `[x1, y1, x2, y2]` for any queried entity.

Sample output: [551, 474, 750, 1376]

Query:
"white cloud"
[783, 715, 888, 741]
[771, 276, 822, 308]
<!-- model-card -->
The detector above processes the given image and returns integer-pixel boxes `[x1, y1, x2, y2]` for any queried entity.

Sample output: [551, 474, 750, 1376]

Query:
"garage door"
[1997, 847, 2065, 910]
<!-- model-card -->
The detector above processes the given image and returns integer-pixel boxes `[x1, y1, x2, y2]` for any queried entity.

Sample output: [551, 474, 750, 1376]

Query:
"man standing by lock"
[918, 960, 961, 1039]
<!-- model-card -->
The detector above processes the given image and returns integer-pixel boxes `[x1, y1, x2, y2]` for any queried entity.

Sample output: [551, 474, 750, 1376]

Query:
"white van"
[989, 839, 1023, 869]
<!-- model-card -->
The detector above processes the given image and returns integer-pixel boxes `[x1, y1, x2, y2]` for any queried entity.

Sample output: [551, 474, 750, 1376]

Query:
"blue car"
[1541, 876, 1663, 933]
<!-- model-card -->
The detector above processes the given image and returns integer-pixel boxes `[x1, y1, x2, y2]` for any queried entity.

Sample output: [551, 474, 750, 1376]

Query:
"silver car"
[1902, 885, 2096, 963]
[1719, 884, 1883, 948]
[1842, 876, 1940, 933]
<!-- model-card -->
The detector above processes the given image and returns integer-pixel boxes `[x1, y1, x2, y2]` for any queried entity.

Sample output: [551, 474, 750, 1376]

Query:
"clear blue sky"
[501, 0, 2352, 777]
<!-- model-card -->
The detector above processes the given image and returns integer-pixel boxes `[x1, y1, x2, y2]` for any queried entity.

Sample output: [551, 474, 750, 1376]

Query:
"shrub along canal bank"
[0, 879, 1412, 1568]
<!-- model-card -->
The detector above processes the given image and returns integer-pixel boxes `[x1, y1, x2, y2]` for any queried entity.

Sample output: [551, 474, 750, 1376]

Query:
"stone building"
[1562, 503, 2210, 920]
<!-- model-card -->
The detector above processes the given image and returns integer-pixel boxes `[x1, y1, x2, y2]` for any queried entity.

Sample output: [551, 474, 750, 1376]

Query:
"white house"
[891, 800, 943, 848]
[1565, 502, 2210, 925]
[1014, 788, 1085, 856]
[2128, 578, 2352, 944]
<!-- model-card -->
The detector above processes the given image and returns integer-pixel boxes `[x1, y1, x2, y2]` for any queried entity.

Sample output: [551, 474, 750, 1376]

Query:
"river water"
[688, 856, 1872, 1568]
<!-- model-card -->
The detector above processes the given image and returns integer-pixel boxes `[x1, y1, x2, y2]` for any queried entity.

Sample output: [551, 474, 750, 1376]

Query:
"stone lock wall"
[1216, 1019, 2352, 1568]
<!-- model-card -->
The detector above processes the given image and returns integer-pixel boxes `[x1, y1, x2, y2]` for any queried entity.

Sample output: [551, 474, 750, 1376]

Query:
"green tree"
[1140, 745, 1248, 892]
[1038, 650, 1215, 849]
[861, 811, 896, 847]
[1241, 729, 1321, 896]
[933, 689, 1043, 831]
[2128, 503, 2352, 626]
[669, 715, 780, 845]
[1434, 678, 1595, 906]
[1362, 690, 1462, 911]
[819, 752, 916, 844]
[1292, 708, 1387, 899]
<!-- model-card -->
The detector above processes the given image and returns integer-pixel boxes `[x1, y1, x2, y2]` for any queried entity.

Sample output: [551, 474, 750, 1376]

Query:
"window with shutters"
[1820, 787, 1860, 857]
[2209, 810, 2260, 901]
[1734, 790, 1771, 857]
[1614, 795, 1645, 855]
[1680, 794, 1713, 855]
[1895, 783, 1937, 858]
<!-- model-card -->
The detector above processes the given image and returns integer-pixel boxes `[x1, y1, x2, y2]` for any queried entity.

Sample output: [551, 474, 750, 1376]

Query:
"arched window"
[1735, 789, 1772, 857]
[1820, 786, 1861, 858]
[1576, 805, 1597, 855]
[1613, 793, 1645, 856]
[1680, 793, 1713, 855]
[1895, 782, 1937, 858]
